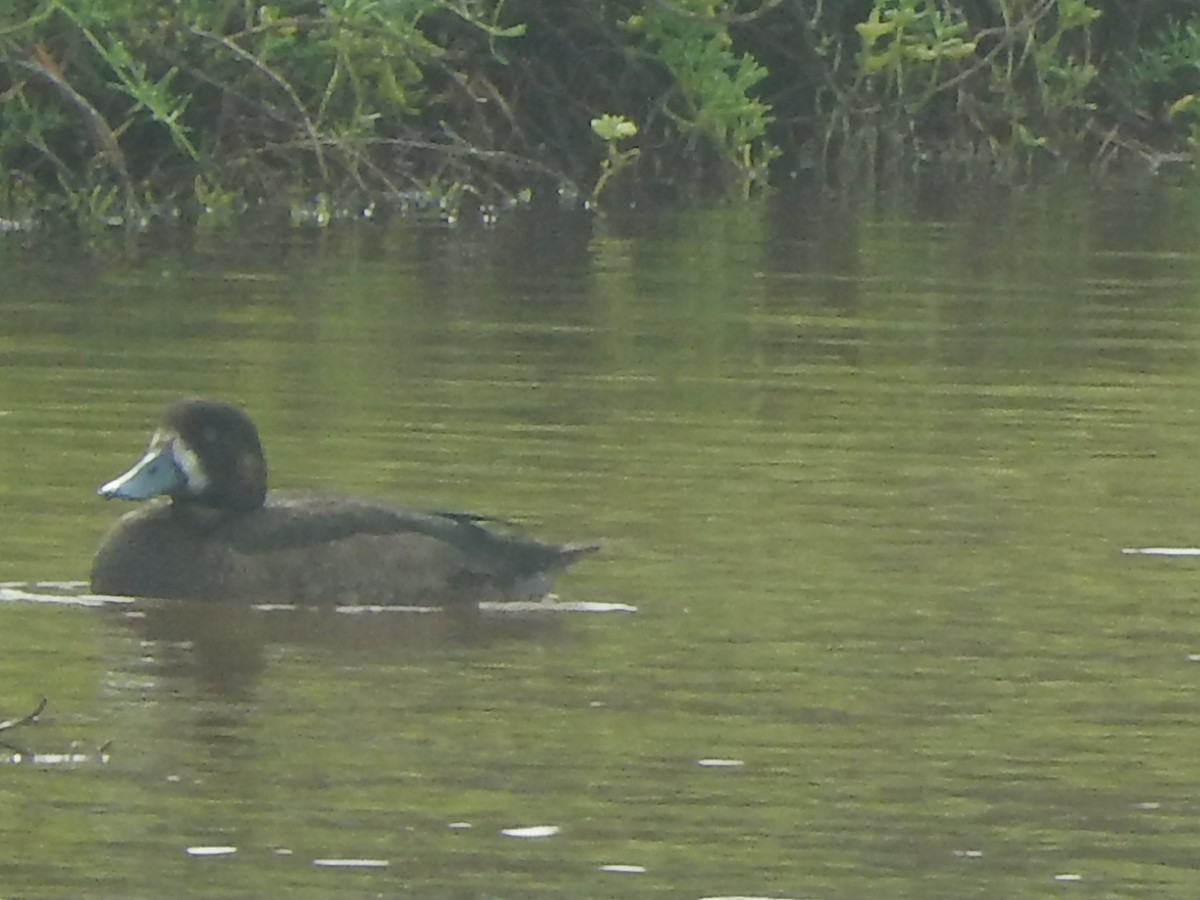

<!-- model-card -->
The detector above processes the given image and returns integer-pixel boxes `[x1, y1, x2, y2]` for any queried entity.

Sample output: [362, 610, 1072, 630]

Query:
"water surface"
[4, 180, 1200, 897]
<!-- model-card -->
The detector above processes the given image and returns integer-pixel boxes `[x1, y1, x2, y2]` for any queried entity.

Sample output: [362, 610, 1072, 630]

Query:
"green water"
[4, 180, 1200, 897]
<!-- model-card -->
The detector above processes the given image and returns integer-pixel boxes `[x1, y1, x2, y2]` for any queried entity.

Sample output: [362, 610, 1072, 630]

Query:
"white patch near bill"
[170, 435, 210, 494]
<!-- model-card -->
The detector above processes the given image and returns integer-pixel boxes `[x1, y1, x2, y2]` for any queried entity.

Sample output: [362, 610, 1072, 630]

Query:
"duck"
[90, 398, 599, 605]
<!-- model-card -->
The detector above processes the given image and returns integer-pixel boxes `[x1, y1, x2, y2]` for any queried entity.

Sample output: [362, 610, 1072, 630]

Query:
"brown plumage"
[91, 399, 598, 605]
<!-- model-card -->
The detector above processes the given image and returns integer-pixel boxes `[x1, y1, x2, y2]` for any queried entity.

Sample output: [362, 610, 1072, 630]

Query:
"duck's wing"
[227, 495, 596, 574]
[220, 496, 477, 550]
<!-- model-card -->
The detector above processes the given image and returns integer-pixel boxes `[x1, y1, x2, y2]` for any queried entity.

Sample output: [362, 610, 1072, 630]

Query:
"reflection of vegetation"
[1, 2, 1200, 224]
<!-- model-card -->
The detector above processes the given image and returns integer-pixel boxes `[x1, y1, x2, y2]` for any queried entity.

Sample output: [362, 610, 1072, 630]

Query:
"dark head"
[98, 399, 267, 513]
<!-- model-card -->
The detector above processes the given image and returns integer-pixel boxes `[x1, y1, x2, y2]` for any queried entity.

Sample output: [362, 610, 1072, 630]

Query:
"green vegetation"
[1, 0, 1199, 228]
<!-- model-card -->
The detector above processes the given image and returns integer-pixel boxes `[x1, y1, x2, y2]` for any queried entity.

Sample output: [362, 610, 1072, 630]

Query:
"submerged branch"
[0, 697, 47, 733]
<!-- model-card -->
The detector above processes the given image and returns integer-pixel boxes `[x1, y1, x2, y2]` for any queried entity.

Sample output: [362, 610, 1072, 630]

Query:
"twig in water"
[0, 697, 47, 734]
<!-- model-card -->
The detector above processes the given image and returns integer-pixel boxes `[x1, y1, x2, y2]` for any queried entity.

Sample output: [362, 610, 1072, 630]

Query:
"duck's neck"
[170, 499, 251, 532]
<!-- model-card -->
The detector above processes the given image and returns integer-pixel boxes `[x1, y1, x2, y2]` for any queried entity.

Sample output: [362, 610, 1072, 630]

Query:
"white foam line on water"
[332, 604, 440, 614]
[1122, 547, 1200, 556]
[328, 600, 636, 615]
[185, 846, 237, 856]
[480, 600, 638, 613]
[312, 858, 389, 868]
[501, 825, 560, 838]
[0, 583, 635, 613]
[0, 587, 133, 608]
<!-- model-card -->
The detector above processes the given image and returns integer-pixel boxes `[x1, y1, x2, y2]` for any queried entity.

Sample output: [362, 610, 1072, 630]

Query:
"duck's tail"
[556, 542, 602, 568]
[498, 541, 600, 601]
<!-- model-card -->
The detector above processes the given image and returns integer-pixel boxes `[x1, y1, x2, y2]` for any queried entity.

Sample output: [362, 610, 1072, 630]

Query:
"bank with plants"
[1, 0, 1198, 229]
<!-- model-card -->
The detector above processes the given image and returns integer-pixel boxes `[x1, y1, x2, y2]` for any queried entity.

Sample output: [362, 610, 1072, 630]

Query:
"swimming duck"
[90, 399, 598, 605]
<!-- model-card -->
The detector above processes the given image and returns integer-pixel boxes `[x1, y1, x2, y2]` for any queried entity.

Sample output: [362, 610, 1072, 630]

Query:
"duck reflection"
[105, 600, 574, 697]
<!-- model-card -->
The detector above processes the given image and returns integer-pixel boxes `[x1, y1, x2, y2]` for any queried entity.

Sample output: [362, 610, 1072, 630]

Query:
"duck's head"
[99, 399, 268, 513]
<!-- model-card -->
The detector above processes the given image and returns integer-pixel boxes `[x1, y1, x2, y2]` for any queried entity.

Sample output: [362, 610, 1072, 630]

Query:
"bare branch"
[0, 697, 47, 734]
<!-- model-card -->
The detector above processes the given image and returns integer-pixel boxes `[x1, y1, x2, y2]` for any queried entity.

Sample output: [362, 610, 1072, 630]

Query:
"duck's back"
[90, 493, 598, 605]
